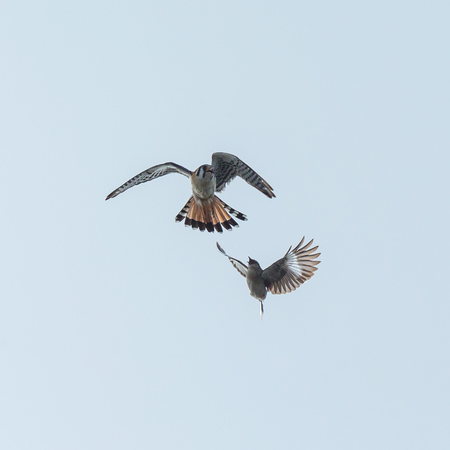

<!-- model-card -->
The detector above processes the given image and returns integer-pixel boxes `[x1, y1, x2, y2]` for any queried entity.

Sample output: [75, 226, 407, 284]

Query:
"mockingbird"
[217, 237, 320, 318]
[106, 152, 275, 233]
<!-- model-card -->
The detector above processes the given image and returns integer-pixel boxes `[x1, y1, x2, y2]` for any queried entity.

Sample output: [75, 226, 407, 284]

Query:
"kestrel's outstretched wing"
[105, 162, 192, 200]
[216, 242, 248, 277]
[261, 237, 321, 295]
[211, 153, 275, 198]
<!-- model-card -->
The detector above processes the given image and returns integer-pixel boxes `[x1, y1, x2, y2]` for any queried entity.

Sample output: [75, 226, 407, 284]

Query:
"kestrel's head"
[248, 257, 259, 266]
[196, 165, 215, 180]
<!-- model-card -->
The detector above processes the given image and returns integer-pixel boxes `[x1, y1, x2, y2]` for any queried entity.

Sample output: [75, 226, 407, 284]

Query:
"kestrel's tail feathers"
[175, 195, 247, 233]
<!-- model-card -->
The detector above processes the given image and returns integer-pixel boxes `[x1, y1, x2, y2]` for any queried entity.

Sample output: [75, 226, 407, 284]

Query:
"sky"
[1, 1, 450, 449]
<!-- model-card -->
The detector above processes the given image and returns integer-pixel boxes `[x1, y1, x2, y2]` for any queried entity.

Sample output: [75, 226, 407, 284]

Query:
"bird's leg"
[260, 301, 264, 320]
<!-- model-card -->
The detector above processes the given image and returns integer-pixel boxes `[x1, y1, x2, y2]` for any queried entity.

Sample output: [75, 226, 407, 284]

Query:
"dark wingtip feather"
[216, 242, 226, 254]
[263, 188, 276, 199]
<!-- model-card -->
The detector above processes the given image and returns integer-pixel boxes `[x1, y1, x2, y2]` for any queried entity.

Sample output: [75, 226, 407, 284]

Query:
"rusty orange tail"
[175, 195, 247, 232]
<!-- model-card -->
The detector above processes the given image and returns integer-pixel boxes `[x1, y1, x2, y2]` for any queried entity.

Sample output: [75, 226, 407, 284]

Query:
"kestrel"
[106, 152, 275, 232]
[216, 238, 321, 318]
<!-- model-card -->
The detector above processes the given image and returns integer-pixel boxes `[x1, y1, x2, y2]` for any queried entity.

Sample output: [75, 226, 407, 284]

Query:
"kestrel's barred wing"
[216, 242, 248, 277]
[261, 237, 321, 295]
[211, 153, 275, 198]
[105, 162, 192, 200]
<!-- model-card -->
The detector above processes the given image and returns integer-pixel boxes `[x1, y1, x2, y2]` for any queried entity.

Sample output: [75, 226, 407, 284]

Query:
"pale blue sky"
[1, 1, 449, 449]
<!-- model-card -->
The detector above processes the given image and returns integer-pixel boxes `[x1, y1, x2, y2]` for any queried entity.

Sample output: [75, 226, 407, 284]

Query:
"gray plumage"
[216, 237, 321, 318]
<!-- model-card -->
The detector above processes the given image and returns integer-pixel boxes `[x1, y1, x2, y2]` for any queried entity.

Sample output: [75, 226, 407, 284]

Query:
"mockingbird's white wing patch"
[262, 237, 321, 295]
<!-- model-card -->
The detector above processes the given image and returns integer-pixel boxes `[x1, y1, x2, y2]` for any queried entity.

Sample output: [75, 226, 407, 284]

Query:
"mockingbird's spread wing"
[106, 162, 192, 200]
[262, 237, 321, 295]
[211, 153, 275, 198]
[216, 242, 248, 277]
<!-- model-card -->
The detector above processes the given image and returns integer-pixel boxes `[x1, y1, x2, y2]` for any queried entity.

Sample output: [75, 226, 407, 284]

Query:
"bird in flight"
[106, 152, 275, 233]
[216, 237, 320, 318]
